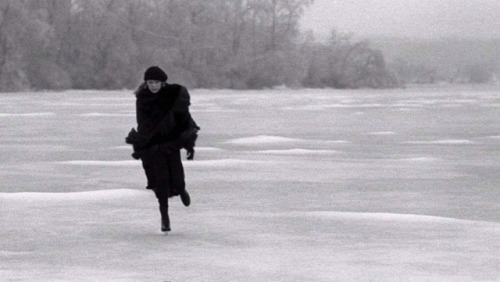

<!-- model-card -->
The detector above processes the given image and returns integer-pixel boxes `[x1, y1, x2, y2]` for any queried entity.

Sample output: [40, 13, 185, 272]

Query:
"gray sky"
[300, 0, 500, 40]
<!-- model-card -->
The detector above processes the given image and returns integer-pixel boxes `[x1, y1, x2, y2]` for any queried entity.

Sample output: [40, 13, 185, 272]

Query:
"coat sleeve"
[136, 100, 157, 140]
[170, 86, 192, 137]
[171, 86, 191, 112]
[162, 87, 200, 153]
[134, 92, 165, 148]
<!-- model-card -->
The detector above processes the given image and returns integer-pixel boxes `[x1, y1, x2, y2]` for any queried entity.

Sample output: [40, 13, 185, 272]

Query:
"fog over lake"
[301, 0, 500, 39]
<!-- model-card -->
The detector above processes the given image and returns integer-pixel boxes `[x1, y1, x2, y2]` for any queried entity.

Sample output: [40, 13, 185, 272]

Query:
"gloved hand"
[186, 147, 195, 160]
[125, 128, 139, 144]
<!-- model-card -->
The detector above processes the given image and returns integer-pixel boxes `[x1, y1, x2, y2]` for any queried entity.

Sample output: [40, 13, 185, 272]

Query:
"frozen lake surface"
[1, 86, 499, 281]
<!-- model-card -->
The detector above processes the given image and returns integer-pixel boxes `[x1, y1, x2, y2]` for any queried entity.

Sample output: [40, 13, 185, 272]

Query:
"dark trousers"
[141, 148, 185, 219]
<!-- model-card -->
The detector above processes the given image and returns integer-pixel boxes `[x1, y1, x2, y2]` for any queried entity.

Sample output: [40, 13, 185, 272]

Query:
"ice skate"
[161, 216, 171, 234]
[180, 190, 191, 207]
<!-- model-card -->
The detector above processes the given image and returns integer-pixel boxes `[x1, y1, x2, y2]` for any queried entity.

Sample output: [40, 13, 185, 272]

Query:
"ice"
[2, 189, 500, 281]
[1, 189, 499, 281]
[1, 86, 500, 281]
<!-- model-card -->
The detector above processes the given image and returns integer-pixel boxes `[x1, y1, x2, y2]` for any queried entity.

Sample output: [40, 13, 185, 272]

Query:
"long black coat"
[125, 83, 199, 197]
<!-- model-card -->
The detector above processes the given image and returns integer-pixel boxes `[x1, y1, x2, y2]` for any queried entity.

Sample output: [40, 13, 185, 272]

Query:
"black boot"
[180, 189, 191, 207]
[159, 205, 171, 232]
[161, 215, 171, 232]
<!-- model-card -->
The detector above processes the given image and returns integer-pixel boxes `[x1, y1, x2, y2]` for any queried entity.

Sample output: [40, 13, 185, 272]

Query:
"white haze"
[301, 0, 500, 40]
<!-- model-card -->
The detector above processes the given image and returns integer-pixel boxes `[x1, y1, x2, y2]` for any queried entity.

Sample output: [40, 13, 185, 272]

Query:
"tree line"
[0, 0, 416, 92]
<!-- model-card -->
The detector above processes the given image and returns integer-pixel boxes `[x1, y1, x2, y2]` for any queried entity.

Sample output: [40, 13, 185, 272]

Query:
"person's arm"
[134, 94, 162, 148]
[170, 86, 192, 135]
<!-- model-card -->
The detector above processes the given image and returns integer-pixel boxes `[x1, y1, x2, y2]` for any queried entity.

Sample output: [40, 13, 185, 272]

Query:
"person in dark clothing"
[126, 66, 199, 233]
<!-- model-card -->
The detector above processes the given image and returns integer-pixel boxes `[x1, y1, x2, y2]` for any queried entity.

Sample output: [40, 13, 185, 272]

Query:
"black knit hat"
[144, 66, 168, 82]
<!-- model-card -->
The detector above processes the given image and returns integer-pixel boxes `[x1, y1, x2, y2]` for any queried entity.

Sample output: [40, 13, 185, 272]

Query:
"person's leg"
[159, 204, 170, 232]
[155, 178, 171, 232]
[167, 150, 190, 206]
[143, 149, 171, 232]
[141, 160, 156, 190]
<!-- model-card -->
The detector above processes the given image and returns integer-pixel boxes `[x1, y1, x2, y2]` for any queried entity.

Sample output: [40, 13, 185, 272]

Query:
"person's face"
[146, 80, 162, 93]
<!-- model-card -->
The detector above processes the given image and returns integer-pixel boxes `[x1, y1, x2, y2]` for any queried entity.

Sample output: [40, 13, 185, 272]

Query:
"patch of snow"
[254, 149, 338, 155]
[0, 189, 146, 202]
[306, 211, 476, 224]
[111, 146, 131, 150]
[79, 113, 135, 117]
[57, 160, 140, 166]
[184, 159, 267, 168]
[226, 135, 348, 145]
[226, 135, 302, 145]
[404, 139, 476, 145]
[190, 108, 237, 113]
[0, 112, 55, 117]
[0, 250, 34, 256]
[399, 157, 440, 162]
[282, 105, 327, 111]
[57, 159, 265, 168]
[195, 147, 225, 152]
[368, 131, 396, 136]
[323, 103, 384, 108]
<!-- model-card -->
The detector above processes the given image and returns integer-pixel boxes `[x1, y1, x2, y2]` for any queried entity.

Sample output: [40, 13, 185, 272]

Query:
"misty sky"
[300, 0, 500, 40]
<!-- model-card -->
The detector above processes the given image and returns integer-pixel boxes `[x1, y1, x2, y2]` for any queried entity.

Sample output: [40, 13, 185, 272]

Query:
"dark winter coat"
[125, 83, 199, 159]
